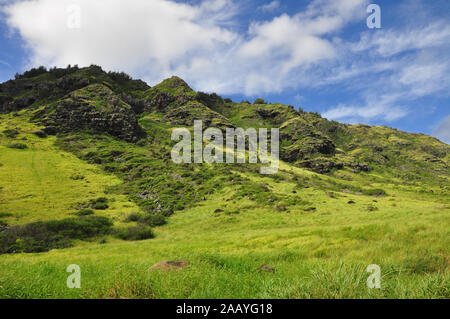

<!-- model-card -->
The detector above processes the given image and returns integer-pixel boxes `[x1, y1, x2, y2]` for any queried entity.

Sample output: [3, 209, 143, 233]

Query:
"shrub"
[93, 202, 108, 210]
[74, 209, 94, 216]
[33, 130, 48, 138]
[7, 143, 28, 149]
[15, 66, 47, 79]
[90, 197, 109, 210]
[0, 216, 113, 254]
[3, 129, 19, 138]
[114, 226, 154, 241]
[141, 214, 167, 227]
[108, 71, 132, 83]
[125, 213, 142, 222]
[0, 212, 13, 218]
[254, 98, 266, 104]
[196, 92, 224, 108]
[362, 188, 387, 196]
[125, 213, 167, 227]
[70, 174, 85, 180]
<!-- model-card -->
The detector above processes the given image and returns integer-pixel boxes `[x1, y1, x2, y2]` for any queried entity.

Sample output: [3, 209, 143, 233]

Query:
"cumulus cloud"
[433, 115, 450, 144]
[2, 0, 237, 83]
[1, 0, 366, 94]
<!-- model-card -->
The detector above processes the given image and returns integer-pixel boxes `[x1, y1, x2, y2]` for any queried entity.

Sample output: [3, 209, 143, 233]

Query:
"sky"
[0, 0, 449, 143]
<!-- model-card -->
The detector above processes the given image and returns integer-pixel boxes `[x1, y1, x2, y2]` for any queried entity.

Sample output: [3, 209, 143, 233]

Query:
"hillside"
[0, 65, 448, 298]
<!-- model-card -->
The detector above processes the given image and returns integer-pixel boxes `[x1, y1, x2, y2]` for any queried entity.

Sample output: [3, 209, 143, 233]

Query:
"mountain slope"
[0, 65, 448, 298]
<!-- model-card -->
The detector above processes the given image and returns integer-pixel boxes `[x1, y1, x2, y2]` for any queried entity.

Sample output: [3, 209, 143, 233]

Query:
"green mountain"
[0, 65, 448, 298]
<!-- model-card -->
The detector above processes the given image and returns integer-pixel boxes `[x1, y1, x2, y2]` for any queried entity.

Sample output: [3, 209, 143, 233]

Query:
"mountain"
[0, 65, 448, 298]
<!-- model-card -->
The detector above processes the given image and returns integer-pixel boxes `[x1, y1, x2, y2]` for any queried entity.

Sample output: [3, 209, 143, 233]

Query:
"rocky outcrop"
[297, 158, 344, 174]
[43, 84, 144, 142]
[281, 137, 336, 162]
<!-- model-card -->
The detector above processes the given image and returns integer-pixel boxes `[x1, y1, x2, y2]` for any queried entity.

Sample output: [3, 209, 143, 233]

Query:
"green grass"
[0, 184, 448, 298]
[0, 115, 448, 298]
[0, 113, 144, 226]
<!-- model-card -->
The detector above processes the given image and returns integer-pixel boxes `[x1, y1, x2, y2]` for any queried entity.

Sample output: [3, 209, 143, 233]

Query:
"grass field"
[0, 114, 144, 226]
[0, 112, 448, 298]
[0, 184, 448, 298]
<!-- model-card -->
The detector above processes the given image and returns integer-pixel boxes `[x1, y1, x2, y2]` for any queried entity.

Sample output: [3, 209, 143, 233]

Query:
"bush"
[254, 98, 266, 104]
[196, 92, 224, 108]
[141, 214, 167, 227]
[74, 209, 94, 216]
[7, 143, 28, 149]
[90, 197, 109, 210]
[114, 226, 154, 241]
[125, 213, 167, 227]
[0, 216, 113, 254]
[108, 71, 132, 83]
[33, 130, 48, 138]
[70, 174, 85, 180]
[125, 213, 142, 222]
[3, 129, 19, 138]
[362, 188, 387, 196]
[0, 212, 13, 218]
[14, 66, 47, 79]
[92, 202, 108, 210]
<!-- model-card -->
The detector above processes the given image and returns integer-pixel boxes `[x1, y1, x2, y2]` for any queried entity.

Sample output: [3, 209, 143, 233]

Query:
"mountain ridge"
[1, 65, 448, 177]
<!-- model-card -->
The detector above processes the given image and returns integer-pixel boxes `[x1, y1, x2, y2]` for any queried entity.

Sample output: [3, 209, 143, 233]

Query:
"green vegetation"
[0, 65, 448, 299]
[114, 225, 154, 241]
[0, 216, 113, 254]
[74, 209, 95, 217]
[7, 143, 28, 149]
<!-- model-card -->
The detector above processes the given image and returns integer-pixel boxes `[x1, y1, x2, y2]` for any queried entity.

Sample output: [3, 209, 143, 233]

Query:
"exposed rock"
[258, 264, 275, 274]
[297, 158, 344, 174]
[347, 163, 371, 172]
[150, 260, 189, 271]
[43, 84, 144, 142]
[150, 92, 176, 111]
[282, 137, 335, 162]
[164, 101, 233, 130]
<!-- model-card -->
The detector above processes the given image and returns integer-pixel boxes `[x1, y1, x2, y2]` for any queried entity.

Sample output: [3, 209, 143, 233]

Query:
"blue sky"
[0, 0, 449, 143]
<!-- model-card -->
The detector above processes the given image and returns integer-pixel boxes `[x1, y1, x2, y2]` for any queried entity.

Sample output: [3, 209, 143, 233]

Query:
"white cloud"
[354, 21, 450, 57]
[258, 1, 280, 12]
[2, 0, 367, 95]
[323, 93, 408, 123]
[433, 115, 450, 144]
[2, 0, 237, 83]
[322, 17, 450, 124]
[0, 59, 11, 67]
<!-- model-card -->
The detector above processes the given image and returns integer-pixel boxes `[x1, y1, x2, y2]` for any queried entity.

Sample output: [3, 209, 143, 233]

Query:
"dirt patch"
[149, 260, 189, 271]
